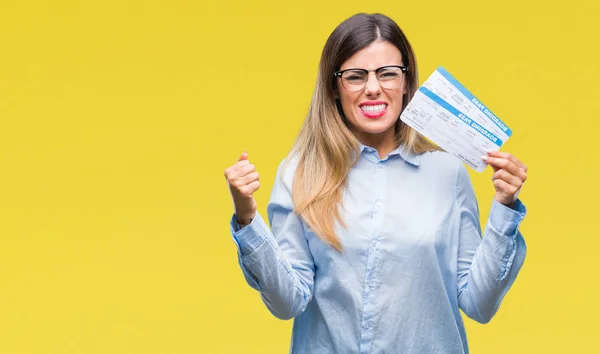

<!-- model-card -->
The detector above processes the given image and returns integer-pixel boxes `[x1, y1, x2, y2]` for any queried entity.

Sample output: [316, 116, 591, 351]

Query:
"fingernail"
[481, 155, 488, 161]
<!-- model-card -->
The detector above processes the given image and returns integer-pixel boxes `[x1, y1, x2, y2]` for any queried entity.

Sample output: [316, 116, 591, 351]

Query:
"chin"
[354, 116, 397, 134]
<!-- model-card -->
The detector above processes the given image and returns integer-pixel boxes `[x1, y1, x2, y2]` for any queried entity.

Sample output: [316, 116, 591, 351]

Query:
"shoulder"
[419, 150, 464, 181]
[268, 153, 301, 202]
[276, 153, 300, 186]
[418, 150, 476, 202]
[422, 150, 477, 200]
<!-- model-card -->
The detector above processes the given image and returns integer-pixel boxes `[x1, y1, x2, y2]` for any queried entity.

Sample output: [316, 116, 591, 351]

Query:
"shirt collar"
[356, 140, 421, 167]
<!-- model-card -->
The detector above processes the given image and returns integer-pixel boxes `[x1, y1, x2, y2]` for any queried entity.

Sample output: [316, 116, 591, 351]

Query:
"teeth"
[360, 104, 387, 112]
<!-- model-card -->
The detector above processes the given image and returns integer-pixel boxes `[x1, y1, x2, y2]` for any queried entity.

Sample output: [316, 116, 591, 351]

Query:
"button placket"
[360, 159, 385, 353]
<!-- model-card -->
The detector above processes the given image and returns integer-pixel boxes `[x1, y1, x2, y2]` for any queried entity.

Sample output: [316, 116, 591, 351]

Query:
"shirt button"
[364, 321, 373, 329]
[376, 201, 381, 208]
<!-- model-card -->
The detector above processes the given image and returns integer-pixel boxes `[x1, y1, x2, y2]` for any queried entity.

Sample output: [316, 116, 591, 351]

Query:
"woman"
[224, 13, 528, 354]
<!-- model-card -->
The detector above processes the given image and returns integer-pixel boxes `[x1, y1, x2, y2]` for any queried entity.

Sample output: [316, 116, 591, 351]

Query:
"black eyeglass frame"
[333, 65, 409, 92]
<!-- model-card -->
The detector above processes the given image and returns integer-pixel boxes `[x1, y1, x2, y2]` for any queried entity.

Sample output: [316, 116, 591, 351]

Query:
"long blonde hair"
[285, 13, 438, 251]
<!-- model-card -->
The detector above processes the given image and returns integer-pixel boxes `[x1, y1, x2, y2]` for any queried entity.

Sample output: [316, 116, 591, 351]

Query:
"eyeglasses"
[334, 65, 409, 92]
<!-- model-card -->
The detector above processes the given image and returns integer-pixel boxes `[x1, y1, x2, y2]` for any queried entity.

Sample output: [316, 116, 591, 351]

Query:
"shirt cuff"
[488, 198, 527, 236]
[229, 211, 270, 256]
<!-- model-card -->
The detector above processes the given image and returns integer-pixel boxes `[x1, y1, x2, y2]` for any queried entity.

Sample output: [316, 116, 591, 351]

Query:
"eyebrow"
[340, 65, 405, 71]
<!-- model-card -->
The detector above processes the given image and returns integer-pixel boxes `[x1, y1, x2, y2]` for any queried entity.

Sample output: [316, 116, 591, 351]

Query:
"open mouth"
[359, 103, 388, 118]
[360, 103, 387, 113]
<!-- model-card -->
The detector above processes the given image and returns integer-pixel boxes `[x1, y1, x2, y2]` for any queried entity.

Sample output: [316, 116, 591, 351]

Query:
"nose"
[364, 72, 381, 96]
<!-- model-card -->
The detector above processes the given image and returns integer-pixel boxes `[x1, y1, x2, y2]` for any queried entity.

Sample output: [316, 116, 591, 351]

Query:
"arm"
[229, 158, 315, 320]
[455, 163, 527, 324]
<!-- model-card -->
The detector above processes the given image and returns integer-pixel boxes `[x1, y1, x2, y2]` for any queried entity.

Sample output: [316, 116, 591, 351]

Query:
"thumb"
[238, 151, 249, 162]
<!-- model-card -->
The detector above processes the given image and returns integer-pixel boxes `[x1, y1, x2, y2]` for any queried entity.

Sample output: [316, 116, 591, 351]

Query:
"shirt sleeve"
[455, 163, 527, 324]
[229, 157, 315, 320]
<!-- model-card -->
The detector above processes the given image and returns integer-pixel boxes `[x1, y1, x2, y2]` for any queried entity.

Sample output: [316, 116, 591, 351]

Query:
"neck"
[352, 127, 397, 159]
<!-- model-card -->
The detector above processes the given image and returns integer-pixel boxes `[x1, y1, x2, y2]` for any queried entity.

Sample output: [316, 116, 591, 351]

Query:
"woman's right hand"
[224, 151, 260, 224]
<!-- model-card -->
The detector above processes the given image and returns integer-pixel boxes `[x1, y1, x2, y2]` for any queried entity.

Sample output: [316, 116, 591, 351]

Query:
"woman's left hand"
[482, 151, 528, 207]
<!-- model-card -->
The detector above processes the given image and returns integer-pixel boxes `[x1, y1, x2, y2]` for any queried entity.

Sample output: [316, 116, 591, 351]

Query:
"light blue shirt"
[229, 142, 527, 354]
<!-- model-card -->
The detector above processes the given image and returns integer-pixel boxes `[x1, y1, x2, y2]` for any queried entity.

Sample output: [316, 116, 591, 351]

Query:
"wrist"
[494, 195, 516, 210]
[235, 211, 256, 225]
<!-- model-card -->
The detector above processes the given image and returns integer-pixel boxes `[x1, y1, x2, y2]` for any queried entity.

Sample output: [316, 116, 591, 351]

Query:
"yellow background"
[1, 0, 598, 353]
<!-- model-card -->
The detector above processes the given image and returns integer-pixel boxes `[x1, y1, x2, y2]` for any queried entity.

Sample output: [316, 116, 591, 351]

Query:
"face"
[335, 40, 407, 147]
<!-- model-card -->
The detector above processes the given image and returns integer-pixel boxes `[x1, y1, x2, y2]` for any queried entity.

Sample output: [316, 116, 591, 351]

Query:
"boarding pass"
[400, 67, 512, 172]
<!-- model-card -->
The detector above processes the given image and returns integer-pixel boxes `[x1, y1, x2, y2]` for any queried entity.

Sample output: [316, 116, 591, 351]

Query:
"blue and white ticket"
[400, 67, 512, 172]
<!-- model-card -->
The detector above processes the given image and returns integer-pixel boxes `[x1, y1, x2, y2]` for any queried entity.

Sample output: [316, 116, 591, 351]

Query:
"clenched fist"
[224, 151, 260, 225]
